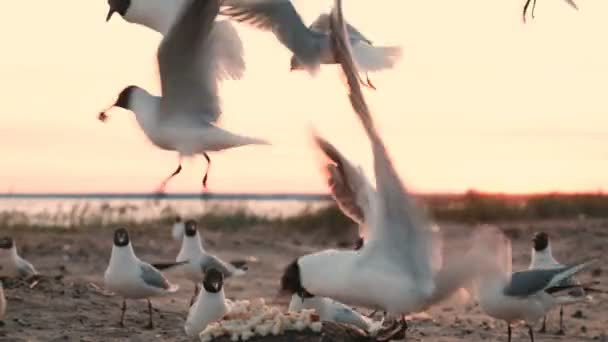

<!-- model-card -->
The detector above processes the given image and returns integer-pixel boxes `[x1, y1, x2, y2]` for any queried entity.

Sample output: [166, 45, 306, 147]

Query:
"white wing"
[313, 134, 376, 239]
[329, 0, 435, 289]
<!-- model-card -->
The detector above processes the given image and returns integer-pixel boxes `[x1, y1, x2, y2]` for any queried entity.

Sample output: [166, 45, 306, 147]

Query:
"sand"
[0, 219, 606, 341]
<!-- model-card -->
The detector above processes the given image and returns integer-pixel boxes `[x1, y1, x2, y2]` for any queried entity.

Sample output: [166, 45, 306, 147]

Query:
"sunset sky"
[1, 0, 608, 194]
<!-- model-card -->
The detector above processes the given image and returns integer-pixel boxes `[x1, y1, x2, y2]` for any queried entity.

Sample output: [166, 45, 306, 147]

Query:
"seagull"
[176, 219, 247, 305]
[288, 293, 379, 332]
[101, 0, 270, 193]
[522, 0, 578, 23]
[529, 231, 590, 334]
[472, 227, 597, 342]
[171, 215, 185, 241]
[184, 268, 230, 337]
[220, 0, 402, 89]
[0, 237, 37, 279]
[105, 0, 246, 81]
[104, 228, 181, 329]
[0, 281, 5, 322]
[279, 2, 498, 340]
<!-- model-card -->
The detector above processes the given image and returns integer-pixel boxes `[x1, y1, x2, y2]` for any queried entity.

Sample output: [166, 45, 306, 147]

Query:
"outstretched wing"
[157, 0, 222, 123]
[309, 13, 372, 44]
[329, 0, 435, 287]
[221, 0, 324, 68]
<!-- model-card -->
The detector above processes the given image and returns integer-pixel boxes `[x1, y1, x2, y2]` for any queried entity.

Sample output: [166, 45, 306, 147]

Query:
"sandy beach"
[0, 219, 606, 342]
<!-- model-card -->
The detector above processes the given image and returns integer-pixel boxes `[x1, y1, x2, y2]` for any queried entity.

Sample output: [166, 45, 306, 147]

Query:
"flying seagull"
[220, 0, 402, 89]
[101, 0, 269, 193]
[105, 0, 246, 81]
[280, 2, 498, 341]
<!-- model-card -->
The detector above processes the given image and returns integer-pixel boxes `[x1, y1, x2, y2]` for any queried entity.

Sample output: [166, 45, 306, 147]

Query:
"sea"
[0, 193, 333, 227]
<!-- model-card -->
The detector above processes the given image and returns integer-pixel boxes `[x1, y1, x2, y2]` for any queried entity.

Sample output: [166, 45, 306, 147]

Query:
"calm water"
[0, 193, 333, 226]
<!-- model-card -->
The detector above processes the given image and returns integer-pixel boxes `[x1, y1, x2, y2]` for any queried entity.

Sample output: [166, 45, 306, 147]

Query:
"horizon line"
[0, 190, 606, 201]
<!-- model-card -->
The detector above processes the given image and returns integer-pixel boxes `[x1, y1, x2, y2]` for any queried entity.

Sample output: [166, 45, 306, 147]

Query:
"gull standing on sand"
[288, 293, 380, 333]
[280, 2, 497, 340]
[0, 237, 37, 279]
[529, 231, 590, 334]
[101, 0, 269, 193]
[176, 220, 247, 305]
[522, 0, 578, 23]
[105, 0, 246, 81]
[472, 227, 597, 342]
[104, 228, 181, 328]
[220, 0, 401, 88]
[171, 216, 185, 241]
[185, 268, 230, 337]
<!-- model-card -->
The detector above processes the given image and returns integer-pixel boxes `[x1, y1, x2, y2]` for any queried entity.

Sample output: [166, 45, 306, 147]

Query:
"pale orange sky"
[1, 0, 608, 194]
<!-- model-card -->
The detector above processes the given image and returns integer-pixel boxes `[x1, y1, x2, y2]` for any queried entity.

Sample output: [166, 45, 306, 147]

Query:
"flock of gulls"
[0, 0, 602, 341]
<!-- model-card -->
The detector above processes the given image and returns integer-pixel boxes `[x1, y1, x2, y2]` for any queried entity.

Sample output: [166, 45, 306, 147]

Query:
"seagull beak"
[106, 8, 116, 22]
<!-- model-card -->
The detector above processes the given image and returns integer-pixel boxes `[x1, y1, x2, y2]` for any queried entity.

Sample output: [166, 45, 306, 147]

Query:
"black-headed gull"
[184, 268, 230, 337]
[171, 215, 185, 241]
[220, 0, 401, 89]
[176, 219, 247, 305]
[529, 231, 590, 334]
[104, 228, 181, 329]
[472, 227, 596, 342]
[101, 0, 269, 193]
[279, 2, 497, 340]
[0, 237, 37, 279]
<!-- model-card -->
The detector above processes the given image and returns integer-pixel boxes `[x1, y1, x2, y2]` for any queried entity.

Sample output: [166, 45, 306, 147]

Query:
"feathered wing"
[309, 13, 372, 44]
[157, 0, 222, 123]
[329, 0, 435, 289]
[221, 0, 324, 70]
[209, 20, 246, 81]
[351, 43, 402, 73]
[312, 134, 376, 239]
[309, 13, 402, 73]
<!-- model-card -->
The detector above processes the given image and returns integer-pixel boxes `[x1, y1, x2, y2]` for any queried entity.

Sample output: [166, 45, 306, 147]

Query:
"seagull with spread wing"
[221, 0, 402, 89]
[101, 0, 269, 193]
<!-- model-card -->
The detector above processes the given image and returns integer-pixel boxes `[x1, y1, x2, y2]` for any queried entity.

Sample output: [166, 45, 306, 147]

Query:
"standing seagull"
[0, 237, 37, 279]
[529, 232, 589, 334]
[280, 1, 497, 340]
[171, 215, 185, 241]
[101, 0, 270, 193]
[104, 228, 180, 329]
[220, 0, 401, 88]
[105, 0, 246, 81]
[176, 220, 247, 305]
[472, 227, 596, 342]
[522, 0, 578, 23]
[184, 268, 230, 337]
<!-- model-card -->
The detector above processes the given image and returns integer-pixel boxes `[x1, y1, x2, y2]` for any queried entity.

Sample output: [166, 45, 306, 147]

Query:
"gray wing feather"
[314, 135, 368, 225]
[17, 259, 37, 278]
[333, 307, 369, 330]
[139, 263, 171, 290]
[221, 0, 324, 67]
[558, 275, 586, 297]
[504, 266, 572, 297]
[157, 0, 221, 123]
[200, 254, 239, 277]
[309, 13, 372, 45]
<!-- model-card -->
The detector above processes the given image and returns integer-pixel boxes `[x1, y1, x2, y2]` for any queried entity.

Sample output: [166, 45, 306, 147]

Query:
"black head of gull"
[113, 228, 130, 247]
